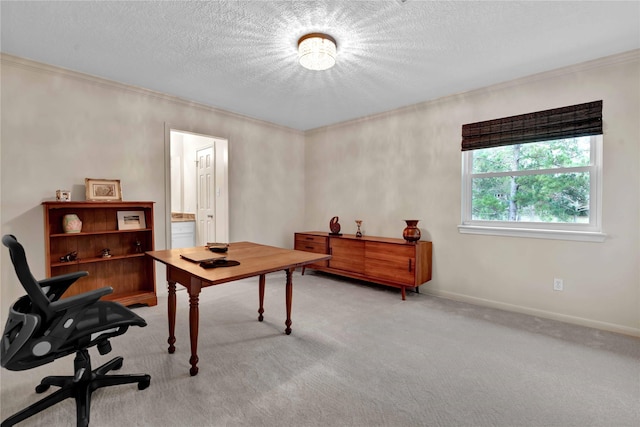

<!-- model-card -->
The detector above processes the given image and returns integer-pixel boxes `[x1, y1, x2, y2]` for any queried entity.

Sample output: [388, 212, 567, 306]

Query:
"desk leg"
[188, 279, 201, 376]
[258, 274, 265, 322]
[285, 268, 293, 335]
[167, 281, 177, 354]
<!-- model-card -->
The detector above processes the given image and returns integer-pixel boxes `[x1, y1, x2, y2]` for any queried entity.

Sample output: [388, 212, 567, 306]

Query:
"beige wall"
[0, 55, 305, 313]
[2, 51, 639, 335]
[305, 50, 640, 335]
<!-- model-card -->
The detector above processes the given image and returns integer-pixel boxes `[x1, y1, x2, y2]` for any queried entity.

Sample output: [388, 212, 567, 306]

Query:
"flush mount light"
[298, 33, 337, 71]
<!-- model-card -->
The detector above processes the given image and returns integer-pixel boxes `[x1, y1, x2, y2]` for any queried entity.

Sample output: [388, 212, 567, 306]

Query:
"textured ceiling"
[2, 1, 639, 131]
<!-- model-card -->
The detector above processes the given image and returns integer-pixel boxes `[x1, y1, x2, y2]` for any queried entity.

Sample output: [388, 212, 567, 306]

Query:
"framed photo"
[85, 178, 122, 201]
[117, 211, 146, 230]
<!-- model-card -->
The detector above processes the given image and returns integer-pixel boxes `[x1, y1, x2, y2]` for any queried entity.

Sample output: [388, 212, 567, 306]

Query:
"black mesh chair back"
[1, 234, 150, 427]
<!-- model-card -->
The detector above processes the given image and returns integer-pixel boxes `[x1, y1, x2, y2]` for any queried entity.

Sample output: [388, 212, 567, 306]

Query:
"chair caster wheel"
[138, 377, 151, 390]
[113, 359, 123, 370]
[35, 384, 50, 394]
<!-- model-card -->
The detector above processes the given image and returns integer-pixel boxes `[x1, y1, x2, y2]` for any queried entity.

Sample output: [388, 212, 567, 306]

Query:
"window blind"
[461, 100, 602, 151]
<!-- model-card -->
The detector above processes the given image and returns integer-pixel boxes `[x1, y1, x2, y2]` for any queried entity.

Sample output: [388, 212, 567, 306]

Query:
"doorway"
[168, 129, 228, 248]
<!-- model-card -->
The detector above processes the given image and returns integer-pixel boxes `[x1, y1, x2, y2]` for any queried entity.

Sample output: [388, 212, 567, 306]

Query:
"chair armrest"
[49, 287, 113, 312]
[39, 271, 89, 301]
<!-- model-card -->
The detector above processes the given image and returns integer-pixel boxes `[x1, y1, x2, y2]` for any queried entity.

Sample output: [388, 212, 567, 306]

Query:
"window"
[459, 101, 605, 242]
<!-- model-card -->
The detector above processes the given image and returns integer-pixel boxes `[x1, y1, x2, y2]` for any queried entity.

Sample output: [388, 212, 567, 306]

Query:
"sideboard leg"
[284, 268, 293, 335]
[401, 286, 406, 300]
[258, 274, 265, 321]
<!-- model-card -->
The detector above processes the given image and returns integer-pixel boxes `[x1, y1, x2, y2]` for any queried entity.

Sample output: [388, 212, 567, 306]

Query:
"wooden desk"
[146, 242, 331, 376]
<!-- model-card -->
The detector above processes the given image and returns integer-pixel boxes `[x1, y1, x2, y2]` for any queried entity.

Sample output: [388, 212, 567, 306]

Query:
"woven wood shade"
[461, 100, 602, 151]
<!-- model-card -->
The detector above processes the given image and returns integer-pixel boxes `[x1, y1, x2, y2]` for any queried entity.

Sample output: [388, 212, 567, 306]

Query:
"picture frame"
[85, 178, 122, 201]
[117, 210, 146, 230]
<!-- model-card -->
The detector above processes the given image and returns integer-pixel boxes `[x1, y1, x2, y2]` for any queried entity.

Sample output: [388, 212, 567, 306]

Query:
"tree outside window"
[470, 137, 591, 224]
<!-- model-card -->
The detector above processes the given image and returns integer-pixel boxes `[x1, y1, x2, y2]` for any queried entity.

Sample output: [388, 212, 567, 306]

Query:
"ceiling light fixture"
[298, 33, 337, 71]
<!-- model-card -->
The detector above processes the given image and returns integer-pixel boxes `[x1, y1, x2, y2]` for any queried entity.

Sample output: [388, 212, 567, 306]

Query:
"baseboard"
[422, 288, 640, 338]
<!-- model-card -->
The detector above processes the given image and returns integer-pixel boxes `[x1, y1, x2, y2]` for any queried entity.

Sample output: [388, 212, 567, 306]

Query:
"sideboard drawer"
[295, 233, 328, 245]
[295, 233, 328, 253]
[295, 239, 327, 254]
[294, 233, 328, 268]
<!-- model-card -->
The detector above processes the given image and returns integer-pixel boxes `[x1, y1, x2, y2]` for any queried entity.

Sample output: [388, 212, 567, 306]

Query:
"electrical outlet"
[553, 278, 564, 291]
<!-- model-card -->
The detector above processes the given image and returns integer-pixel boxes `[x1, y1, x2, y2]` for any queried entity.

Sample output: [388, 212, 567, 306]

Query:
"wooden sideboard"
[43, 201, 157, 307]
[294, 232, 432, 300]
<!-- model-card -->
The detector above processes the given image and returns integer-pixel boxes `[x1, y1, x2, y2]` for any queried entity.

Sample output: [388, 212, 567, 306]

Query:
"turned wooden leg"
[188, 279, 201, 376]
[258, 274, 265, 321]
[285, 268, 293, 335]
[167, 281, 177, 354]
[401, 286, 406, 301]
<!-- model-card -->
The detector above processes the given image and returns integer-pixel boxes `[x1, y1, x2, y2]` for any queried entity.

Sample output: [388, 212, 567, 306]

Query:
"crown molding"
[3, 49, 636, 137]
[306, 49, 640, 135]
[0, 53, 303, 135]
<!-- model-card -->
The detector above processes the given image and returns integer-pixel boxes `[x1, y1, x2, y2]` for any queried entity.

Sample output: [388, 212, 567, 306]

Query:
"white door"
[168, 129, 228, 250]
[196, 146, 215, 245]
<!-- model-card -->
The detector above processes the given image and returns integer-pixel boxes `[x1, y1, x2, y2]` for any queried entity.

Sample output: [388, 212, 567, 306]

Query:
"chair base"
[1, 349, 150, 427]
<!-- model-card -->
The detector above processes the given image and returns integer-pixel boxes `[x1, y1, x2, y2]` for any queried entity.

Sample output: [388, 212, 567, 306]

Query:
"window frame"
[459, 135, 605, 242]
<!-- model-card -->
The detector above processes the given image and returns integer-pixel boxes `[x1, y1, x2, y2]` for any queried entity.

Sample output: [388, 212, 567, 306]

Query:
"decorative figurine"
[101, 248, 112, 258]
[329, 216, 342, 236]
[59, 251, 78, 262]
[355, 220, 363, 238]
[134, 240, 143, 253]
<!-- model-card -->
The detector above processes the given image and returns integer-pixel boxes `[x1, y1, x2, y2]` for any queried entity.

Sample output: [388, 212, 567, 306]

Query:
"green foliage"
[471, 138, 591, 223]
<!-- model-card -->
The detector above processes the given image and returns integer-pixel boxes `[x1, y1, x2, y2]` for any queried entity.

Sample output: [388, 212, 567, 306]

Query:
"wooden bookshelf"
[43, 201, 157, 306]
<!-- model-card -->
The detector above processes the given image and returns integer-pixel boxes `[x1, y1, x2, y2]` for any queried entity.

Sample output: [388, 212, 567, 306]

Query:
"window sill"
[457, 224, 606, 242]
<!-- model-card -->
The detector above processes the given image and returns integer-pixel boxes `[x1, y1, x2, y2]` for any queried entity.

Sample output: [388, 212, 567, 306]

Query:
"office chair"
[1, 234, 150, 427]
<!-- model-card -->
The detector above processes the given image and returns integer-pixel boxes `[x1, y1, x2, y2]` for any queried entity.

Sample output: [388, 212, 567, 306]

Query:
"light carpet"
[1, 270, 639, 427]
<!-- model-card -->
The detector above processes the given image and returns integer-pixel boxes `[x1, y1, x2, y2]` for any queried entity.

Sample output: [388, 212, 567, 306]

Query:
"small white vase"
[62, 214, 82, 233]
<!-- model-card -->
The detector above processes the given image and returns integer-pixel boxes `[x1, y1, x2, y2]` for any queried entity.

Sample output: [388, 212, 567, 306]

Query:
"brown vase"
[402, 220, 421, 243]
